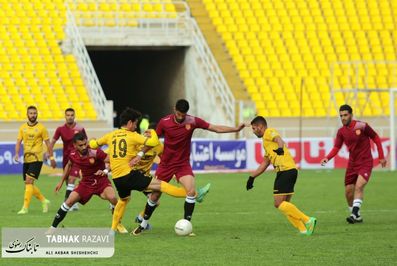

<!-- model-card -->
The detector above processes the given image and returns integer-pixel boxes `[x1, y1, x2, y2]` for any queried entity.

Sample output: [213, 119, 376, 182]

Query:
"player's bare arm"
[14, 139, 22, 162]
[55, 160, 72, 192]
[44, 139, 56, 168]
[246, 157, 270, 190]
[207, 123, 246, 133]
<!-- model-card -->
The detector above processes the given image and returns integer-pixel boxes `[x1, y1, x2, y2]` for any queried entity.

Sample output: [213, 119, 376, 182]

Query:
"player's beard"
[28, 116, 37, 123]
[80, 149, 88, 156]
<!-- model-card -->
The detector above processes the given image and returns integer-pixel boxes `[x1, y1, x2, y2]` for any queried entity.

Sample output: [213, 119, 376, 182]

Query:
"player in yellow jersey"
[89, 107, 197, 234]
[247, 116, 317, 235]
[14, 106, 54, 214]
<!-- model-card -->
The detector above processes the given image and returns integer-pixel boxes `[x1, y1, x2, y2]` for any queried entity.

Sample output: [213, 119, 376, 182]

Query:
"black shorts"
[23, 162, 43, 180]
[112, 170, 152, 199]
[273, 168, 297, 195]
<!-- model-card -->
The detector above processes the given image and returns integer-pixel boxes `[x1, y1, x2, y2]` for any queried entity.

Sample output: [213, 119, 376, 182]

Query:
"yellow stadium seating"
[202, 0, 397, 117]
[0, 0, 98, 120]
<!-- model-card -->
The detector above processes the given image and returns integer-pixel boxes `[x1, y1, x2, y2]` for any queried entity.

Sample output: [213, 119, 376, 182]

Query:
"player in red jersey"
[48, 132, 127, 233]
[49, 108, 87, 210]
[133, 99, 245, 233]
[321, 104, 386, 223]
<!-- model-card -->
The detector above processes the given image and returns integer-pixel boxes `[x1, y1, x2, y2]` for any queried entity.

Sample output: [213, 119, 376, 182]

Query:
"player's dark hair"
[119, 107, 142, 126]
[339, 104, 353, 114]
[73, 132, 87, 143]
[175, 99, 189, 113]
[27, 105, 37, 112]
[65, 108, 75, 113]
[250, 116, 267, 126]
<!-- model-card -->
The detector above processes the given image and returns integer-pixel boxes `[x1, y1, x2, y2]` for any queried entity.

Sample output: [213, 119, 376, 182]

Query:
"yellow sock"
[160, 182, 187, 197]
[278, 201, 310, 224]
[32, 185, 45, 202]
[23, 184, 34, 209]
[111, 199, 128, 230]
[286, 215, 307, 232]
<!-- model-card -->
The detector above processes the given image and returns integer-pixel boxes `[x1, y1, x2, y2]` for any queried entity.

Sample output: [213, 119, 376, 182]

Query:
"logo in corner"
[89, 158, 95, 164]
[185, 124, 191, 130]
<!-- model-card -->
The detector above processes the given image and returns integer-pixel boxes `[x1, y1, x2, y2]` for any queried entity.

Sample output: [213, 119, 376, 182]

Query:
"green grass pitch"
[1, 170, 396, 265]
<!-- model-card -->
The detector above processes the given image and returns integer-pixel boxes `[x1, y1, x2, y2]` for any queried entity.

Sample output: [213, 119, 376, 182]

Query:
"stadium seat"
[0, 0, 98, 120]
[201, 0, 397, 117]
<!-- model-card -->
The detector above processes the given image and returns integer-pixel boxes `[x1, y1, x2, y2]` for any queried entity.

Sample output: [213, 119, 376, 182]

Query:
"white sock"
[348, 206, 353, 212]
[353, 199, 363, 208]
[67, 184, 75, 191]
[140, 219, 148, 228]
[61, 202, 70, 212]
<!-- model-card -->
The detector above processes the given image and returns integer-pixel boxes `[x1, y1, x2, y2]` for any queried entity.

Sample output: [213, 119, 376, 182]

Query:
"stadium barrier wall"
[0, 138, 390, 175]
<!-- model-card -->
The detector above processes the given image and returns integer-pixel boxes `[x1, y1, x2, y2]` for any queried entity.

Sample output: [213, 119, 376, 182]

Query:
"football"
[174, 219, 193, 236]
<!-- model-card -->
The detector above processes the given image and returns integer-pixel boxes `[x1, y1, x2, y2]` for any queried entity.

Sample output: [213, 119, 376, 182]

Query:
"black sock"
[65, 188, 73, 200]
[143, 199, 157, 220]
[52, 203, 70, 227]
[352, 206, 360, 217]
[184, 196, 196, 221]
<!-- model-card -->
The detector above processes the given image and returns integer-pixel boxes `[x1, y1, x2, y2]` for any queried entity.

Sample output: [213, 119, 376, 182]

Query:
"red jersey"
[156, 114, 210, 165]
[53, 123, 86, 166]
[327, 120, 384, 165]
[68, 148, 107, 184]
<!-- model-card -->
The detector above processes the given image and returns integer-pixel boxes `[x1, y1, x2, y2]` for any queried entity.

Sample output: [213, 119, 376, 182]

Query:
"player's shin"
[111, 199, 128, 231]
[140, 199, 157, 228]
[51, 202, 70, 228]
[65, 184, 75, 200]
[278, 201, 310, 223]
[184, 196, 196, 221]
[159, 181, 186, 197]
[32, 185, 45, 202]
[23, 184, 34, 209]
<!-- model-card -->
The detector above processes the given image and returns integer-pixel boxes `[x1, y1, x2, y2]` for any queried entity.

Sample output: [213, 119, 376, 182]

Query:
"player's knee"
[149, 193, 161, 202]
[186, 188, 195, 197]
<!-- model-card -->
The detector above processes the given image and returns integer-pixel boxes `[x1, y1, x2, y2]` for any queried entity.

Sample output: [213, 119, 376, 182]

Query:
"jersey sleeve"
[42, 126, 50, 141]
[363, 123, 378, 139]
[96, 132, 110, 146]
[130, 131, 159, 147]
[53, 127, 61, 140]
[17, 125, 23, 140]
[364, 123, 385, 160]
[334, 129, 344, 148]
[96, 148, 107, 161]
[195, 117, 210, 129]
[267, 128, 280, 141]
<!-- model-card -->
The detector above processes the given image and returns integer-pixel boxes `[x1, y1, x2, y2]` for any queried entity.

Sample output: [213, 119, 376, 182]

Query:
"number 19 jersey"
[95, 128, 159, 179]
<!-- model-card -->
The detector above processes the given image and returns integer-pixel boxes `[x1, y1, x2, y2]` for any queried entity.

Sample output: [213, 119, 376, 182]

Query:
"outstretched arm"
[365, 124, 386, 167]
[208, 123, 246, 133]
[246, 157, 270, 190]
[55, 160, 72, 193]
[321, 130, 343, 165]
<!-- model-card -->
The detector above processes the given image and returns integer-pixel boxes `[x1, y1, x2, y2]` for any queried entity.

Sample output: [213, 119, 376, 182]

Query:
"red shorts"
[345, 163, 373, 186]
[155, 163, 194, 183]
[74, 177, 112, 205]
[69, 164, 81, 178]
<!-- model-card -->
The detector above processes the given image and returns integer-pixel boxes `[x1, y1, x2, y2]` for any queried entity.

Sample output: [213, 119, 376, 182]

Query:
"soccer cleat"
[305, 217, 317, 236]
[42, 199, 50, 213]
[196, 183, 211, 203]
[17, 207, 28, 215]
[116, 223, 128, 234]
[131, 224, 151, 236]
[346, 214, 363, 224]
[188, 232, 196, 237]
[45, 227, 56, 235]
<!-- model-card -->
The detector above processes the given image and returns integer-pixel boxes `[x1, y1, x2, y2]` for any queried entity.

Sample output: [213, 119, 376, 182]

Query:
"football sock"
[348, 206, 353, 212]
[65, 184, 75, 200]
[52, 202, 70, 228]
[111, 199, 128, 230]
[142, 199, 157, 221]
[110, 204, 115, 215]
[184, 196, 196, 221]
[160, 182, 187, 197]
[286, 215, 307, 232]
[352, 199, 363, 216]
[278, 201, 310, 224]
[32, 185, 45, 202]
[23, 184, 34, 209]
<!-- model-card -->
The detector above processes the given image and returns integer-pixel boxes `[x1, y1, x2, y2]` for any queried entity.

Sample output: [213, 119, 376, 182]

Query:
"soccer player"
[49, 133, 127, 233]
[247, 116, 317, 235]
[321, 104, 386, 224]
[49, 108, 87, 211]
[14, 106, 53, 214]
[89, 107, 197, 234]
[132, 99, 245, 235]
